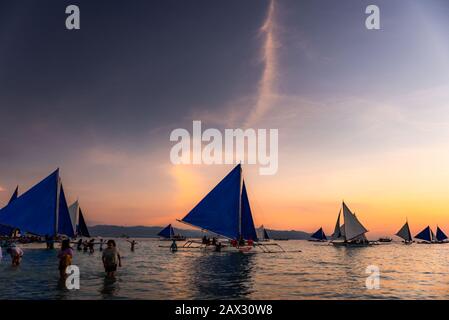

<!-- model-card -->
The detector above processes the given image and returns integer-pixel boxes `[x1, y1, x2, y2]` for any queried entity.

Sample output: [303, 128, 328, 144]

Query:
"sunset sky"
[1, 0, 449, 238]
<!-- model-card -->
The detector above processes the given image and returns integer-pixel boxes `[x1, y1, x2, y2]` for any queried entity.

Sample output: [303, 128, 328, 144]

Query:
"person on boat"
[247, 238, 254, 247]
[215, 242, 222, 252]
[102, 240, 121, 278]
[76, 239, 83, 251]
[238, 235, 245, 247]
[58, 239, 74, 279]
[88, 239, 95, 253]
[45, 235, 55, 249]
[127, 239, 137, 251]
[230, 239, 237, 247]
[170, 239, 178, 252]
[7, 243, 23, 266]
[202, 236, 207, 245]
[83, 240, 89, 252]
[212, 237, 217, 246]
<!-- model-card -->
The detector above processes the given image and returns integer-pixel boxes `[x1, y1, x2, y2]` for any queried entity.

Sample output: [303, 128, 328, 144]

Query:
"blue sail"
[0, 224, 16, 236]
[415, 226, 432, 242]
[311, 227, 327, 240]
[181, 165, 241, 240]
[77, 208, 90, 237]
[7, 186, 18, 205]
[436, 227, 448, 242]
[0, 170, 59, 236]
[241, 181, 258, 241]
[158, 224, 174, 238]
[58, 185, 75, 238]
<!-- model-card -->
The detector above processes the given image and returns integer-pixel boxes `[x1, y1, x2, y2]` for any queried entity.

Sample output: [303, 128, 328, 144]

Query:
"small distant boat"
[68, 200, 91, 238]
[414, 226, 434, 244]
[256, 225, 271, 242]
[158, 224, 186, 241]
[435, 226, 449, 244]
[378, 237, 392, 243]
[330, 202, 370, 247]
[395, 220, 413, 244]
[309, 227, 327, 242]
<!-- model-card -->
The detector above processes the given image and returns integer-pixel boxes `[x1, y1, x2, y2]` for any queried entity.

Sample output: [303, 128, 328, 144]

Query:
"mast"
[54, 169, 61, 237]
[238, 164, 243, 238]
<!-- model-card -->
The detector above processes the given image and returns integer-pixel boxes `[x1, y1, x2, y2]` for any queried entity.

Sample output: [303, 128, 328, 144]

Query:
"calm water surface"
[1, 239, 449, 300]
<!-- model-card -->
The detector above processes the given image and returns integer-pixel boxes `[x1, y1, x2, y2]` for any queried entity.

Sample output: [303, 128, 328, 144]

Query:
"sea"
[1, 239, 449, 300]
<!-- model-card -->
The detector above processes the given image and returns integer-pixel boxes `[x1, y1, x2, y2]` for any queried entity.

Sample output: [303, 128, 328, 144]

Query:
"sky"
[1, 0, 449, 238]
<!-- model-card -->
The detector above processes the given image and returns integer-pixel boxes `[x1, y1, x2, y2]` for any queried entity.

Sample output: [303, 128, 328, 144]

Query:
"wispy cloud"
[245, 0, 279, 127]
[0, 186, 5, 192]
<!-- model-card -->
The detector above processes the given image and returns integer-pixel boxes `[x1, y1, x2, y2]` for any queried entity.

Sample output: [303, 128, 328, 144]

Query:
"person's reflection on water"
[186, 252, 255, 299]
[100, 276, 119, 298]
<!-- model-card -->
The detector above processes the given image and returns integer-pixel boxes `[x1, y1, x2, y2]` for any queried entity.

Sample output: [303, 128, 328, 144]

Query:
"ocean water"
[1, 239, 449, 300]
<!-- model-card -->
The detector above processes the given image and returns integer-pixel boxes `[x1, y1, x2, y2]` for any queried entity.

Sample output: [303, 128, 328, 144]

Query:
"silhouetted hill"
[89, 225, 312, 240]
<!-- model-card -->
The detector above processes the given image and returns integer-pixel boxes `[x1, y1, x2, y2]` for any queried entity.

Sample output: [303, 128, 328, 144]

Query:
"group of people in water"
[0, 237, 137, 279]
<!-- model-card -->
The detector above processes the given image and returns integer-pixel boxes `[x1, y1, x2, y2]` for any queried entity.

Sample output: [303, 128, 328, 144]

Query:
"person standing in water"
[76, 239, 83, 251]
[7, 243, 23, 266]
[102, 240, 121, 278]
[88, 238, 95, 253]
[170, 239, 178, 252]
[99, 239, 104, 251]
[127, 239, 137, 251]
[58, 239, 74, 279]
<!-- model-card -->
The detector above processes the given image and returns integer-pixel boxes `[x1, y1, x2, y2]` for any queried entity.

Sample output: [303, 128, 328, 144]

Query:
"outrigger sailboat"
[435, 226, 449, 243]
[414, 226, 434, 244]
[395, 220, 413, 244]
[177, 164, 286, 253]
[256, 225, 271, 242]
[158, 224, 186, 241]
[309, 227, 327, 242]
[330, 202, 370, 246]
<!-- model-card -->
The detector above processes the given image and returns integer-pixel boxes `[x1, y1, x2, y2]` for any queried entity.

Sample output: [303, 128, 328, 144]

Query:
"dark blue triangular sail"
[58, 185, 75, 238]
[415, 226, 432, 242]
[181, 165, 241, 240]
[436, 227, 448, 242]
[240, 181, 258, 241]
[77, 208, 90, 237]
[311, 227, 327, 240]
[158, 224, 175, 238]
[0, 170, 59, 236]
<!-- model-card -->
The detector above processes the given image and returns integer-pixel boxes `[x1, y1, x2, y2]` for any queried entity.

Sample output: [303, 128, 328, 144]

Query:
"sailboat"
[68, 200, 91, 238]
[395, 220, 413, 244]
[309, 227, 327, 242]
[414, 226, 433, 244]
[158, 224, 185, 241]
[331, 202, 370, 246]
[177, 164, 284, 253]
[0, 187, 20, 236]
[256, 225, 271, 242]
[0, 169, 75, 238]
[435, 226, 448, 244]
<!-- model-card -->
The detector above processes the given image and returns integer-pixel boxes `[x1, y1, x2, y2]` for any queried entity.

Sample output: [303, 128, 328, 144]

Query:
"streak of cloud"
[245, 0, 279, 127]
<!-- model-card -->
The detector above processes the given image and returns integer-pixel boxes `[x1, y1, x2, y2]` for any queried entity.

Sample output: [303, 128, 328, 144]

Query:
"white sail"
[68, 201, 80, 235]
[342, 202, 368, 241]
[396, 222, 412, 242]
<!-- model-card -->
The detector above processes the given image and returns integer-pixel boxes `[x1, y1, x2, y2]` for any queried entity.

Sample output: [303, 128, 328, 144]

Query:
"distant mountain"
[88, 225, 312, 240]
